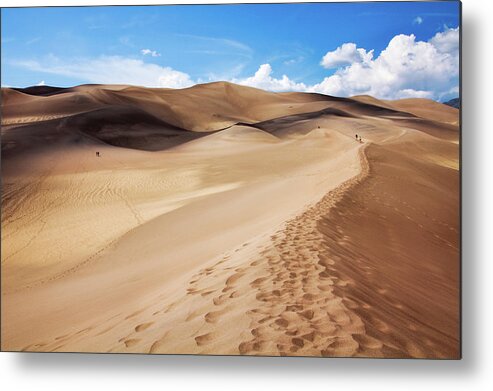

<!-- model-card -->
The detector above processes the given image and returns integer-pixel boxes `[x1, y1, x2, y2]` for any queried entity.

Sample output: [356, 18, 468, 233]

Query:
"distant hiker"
[355, 134, 358, 140]
[96, 151, 100, 157]
[318, 126, 320, 129]
[359, 136, 363, 143]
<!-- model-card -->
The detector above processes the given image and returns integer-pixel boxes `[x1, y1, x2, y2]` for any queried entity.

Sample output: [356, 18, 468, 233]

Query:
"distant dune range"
[1, 82, 459, 358]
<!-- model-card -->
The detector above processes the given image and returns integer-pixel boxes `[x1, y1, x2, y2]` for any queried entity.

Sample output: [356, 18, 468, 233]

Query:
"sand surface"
[1, 82, 459, 358]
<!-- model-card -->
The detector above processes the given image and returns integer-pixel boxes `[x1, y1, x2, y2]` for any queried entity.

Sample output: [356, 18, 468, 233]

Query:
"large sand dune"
[1, 82, 459, 358]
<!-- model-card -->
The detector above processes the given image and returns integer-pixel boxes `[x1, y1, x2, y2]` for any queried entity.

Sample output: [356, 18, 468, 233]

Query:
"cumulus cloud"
[429, 27, 459, 53]
[320, 43, 374, 69]
[14, 55, 193, 89]
[233, 63, 307, 92]
[231, 28, 459, 99]
[36, 80, 46, 86]
[312, 27, 459, 100]
[395, 89, 433, 99]
[141, 48, 161, 57]
[413, 16, 423, 25]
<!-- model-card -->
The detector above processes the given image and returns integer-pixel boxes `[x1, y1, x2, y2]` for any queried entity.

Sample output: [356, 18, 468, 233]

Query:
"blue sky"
[1, 2, 460, 100]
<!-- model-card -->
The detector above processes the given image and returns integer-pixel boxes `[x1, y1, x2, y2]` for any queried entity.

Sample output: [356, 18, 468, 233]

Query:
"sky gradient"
[1, 1, 460, 100]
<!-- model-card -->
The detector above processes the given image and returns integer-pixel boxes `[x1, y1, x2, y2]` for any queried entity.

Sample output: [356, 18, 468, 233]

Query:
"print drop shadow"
[11, 6, 478, 378]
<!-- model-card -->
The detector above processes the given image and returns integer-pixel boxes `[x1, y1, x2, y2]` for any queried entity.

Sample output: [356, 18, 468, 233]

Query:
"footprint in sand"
[225, 271, 245, 287]
[204, 305, 231, 323]
[195, 332, 216, 346]
[212, 293, 229, 306]
[124, 338, 141, 347]
[135, 322, 154, 332]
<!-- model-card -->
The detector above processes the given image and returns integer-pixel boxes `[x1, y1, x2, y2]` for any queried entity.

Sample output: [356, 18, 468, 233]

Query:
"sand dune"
[385, 98, 460, 125]
[1, 82, 459, 358]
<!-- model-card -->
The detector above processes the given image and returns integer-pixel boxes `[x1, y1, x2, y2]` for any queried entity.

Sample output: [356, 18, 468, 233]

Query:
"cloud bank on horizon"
[12, 27, 458, 101]
[2, 3, 460, 101]
[237, 27, 459, 100]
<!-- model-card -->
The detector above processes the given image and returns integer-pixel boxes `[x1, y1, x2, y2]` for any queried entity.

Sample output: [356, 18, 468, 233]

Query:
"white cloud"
[395, 89, 433, 99]
[230, 28, 459, 99]
[36, 80, 46, 86]
[231, 27, 459, 100]
[311, 27, 459, 100]
[14, 55, 193, 89]
[430, 27, 459, 53]
[413, 16, 424, 25]
[203, 63, 246, 84]
[283, 56, 304, 66]
[175, 34, 253, 59]
[233, 63, 307, 92]
[321, 43, 374, 69]
[141, 48, 161, 57]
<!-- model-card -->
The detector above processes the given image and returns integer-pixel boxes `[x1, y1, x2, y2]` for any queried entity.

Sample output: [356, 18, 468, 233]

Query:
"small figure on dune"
[359, 136, 363, 143]
[96, 151, 100, 157]
[355, 134, 358, 140]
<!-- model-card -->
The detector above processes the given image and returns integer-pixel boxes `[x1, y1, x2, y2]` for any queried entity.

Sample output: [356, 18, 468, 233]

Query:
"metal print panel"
[0, 1, 461, 358]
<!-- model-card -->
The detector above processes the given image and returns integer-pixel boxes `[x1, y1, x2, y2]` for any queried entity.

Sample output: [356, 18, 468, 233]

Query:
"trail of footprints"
[238, 187, 367, 355]
[179, 145, 373, 356]
[235, 147, 372, 356]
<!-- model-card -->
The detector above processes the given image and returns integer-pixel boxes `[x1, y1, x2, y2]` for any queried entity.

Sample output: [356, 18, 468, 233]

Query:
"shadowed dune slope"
[317, 141, 459, 358]
[12, 85, 71, 96]
[1, 106, 207, 154]
[3, 82, 428, 152]
[3, 82, 422, 131]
